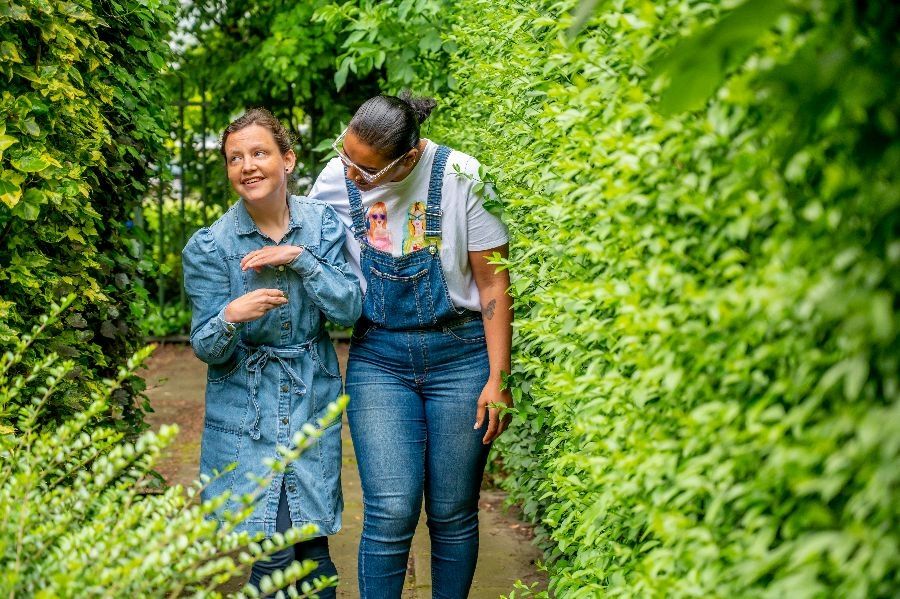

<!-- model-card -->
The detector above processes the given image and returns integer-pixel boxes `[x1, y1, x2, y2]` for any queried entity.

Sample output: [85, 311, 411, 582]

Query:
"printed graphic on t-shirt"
[401, 201, 442, 254]
[403, 201, 427, 254]
[365, 202, 394, 252]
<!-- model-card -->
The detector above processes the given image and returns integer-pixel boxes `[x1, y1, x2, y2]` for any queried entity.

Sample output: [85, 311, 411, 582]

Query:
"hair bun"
[399, 89, 437, 124]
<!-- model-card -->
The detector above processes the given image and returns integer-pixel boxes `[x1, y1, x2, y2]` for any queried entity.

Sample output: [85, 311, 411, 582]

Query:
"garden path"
[141, 342, 546, 598]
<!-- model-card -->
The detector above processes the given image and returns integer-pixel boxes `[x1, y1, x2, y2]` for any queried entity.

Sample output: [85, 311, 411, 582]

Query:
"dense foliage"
[0, 0, 177, 434]
[0, 301, 344, 598]
[324, 0, 900, 595]
[401, 0, 898, 595]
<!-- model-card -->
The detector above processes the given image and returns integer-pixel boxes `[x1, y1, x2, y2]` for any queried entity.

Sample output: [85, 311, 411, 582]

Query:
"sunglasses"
[332, 128, 408, 184]
[368, 212, 387, 221]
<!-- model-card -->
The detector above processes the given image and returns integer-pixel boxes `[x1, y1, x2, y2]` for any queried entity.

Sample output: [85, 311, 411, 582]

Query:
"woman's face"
[224, 124, 295, 204]
[342, 131, 409, 192]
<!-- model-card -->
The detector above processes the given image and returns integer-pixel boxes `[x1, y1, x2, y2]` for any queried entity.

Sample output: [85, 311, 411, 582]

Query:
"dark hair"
[220, 108, 294, 159]
[348, 90, 437, 160]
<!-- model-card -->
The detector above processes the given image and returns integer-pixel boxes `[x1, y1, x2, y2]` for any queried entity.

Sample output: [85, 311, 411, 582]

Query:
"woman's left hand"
[475, 378, 513, 445]
[240, 245, 304, 272]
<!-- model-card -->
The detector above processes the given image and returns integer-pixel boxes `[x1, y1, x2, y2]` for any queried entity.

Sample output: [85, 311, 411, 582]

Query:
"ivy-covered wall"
[412, 0, 897, 595]
[0, 0, 177, 434]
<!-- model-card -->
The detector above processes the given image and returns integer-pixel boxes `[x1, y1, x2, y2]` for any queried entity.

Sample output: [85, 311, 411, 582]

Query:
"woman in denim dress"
[310, 92, 514, 598]
[182, 109, 361, 596]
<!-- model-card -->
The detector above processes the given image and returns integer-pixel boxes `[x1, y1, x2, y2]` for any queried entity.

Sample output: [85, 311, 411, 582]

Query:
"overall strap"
[425, 145, 452, 239]
[344, 167, 367, 241]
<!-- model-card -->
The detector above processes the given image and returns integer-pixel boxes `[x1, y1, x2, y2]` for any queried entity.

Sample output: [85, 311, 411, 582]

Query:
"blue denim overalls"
[346, 145, 474, 329]
[343, 145, 492, 598]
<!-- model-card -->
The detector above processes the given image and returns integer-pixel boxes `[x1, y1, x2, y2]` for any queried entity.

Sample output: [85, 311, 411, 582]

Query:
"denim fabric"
[347, 320, 491, 598]
[342, 145, 492, 598]
[346, 145, 470, 330]
[182, 195, 362, 536]
[248, 482, 338, 598]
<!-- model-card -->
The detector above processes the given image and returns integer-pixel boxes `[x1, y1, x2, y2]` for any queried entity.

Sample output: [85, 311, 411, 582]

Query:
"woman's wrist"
[488, 369, 509, 383]
[223, 304, 241, 324]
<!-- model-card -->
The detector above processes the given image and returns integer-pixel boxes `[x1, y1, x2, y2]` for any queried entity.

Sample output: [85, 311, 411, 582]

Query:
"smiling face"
[224, 124, 296, 204]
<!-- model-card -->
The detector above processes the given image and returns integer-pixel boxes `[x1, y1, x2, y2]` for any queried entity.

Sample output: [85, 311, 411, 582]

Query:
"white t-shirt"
[309, 141, 508, 311]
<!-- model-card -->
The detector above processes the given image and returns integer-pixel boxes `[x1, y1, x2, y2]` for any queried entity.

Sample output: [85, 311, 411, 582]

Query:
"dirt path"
[142, 342, 546, 598]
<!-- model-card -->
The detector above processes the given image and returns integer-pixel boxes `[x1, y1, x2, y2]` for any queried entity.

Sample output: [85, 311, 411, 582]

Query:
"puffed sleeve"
[182, 228, 242, 365]
[290, 204, 362, 327]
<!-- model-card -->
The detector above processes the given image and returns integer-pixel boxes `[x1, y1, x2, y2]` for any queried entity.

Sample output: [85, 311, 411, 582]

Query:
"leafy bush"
[0, 299, 344, 598]
[417, 0, 900, 595]
[0, 0, 177, 435]
[320, 0, 900, 595]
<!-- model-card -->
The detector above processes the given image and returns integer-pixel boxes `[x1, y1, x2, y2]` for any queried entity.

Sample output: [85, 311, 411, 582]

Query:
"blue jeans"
[248, 482, 338, 598]
[347, 319, 492, 599]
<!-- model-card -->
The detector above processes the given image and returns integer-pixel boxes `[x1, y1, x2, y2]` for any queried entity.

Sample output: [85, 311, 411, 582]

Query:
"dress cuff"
[290, 247, 321, 277]
[210, 307, 243, 355]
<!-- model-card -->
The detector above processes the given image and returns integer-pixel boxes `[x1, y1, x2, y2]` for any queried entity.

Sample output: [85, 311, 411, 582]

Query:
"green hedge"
[412, 0, 897, 595]
[0, 0, 176, 434]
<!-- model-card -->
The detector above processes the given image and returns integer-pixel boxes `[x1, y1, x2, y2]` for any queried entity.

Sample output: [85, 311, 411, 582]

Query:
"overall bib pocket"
[367, 265, 434, 328]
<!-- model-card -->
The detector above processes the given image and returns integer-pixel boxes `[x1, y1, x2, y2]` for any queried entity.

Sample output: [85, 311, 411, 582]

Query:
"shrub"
[0, 0, 177, 435]
[0, 299, 344, 598]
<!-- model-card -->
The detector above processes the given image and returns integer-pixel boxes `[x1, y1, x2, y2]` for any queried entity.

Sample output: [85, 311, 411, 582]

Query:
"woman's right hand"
[223, 288, 288, 323]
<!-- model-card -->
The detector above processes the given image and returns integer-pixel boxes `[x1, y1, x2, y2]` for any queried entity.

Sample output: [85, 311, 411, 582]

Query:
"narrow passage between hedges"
[141, 342, 546, 598]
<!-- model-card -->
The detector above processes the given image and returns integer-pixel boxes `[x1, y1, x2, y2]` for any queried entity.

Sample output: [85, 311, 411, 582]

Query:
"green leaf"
[0, 171, 24, 208]
[11, 153, 51, 173]
[11, 191, 40, 220]
[0, 134, 17, 152]
[147, 52, 165, 71]
[0, 2, 28, 20]
[652, 0, 789, 115]
[843, 355, 869, 401]
[419, 29, 442, 53]
[127, 35, 150, 52]
[21, 119, 40, 137]
[334, 60, 350, 90]
[0, 41, 22, 63]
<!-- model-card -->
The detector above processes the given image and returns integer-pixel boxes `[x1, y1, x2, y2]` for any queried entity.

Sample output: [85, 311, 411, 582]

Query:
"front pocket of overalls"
[367, 266, 434, 327]
[443, 318, 486, 344]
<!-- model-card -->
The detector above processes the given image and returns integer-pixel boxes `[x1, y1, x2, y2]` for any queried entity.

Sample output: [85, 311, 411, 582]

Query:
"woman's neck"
[245, 192, 290, 241]
[390, 139, 428, 184]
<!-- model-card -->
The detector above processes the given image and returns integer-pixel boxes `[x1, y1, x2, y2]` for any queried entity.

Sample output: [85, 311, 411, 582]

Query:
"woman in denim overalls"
[310, 93, 514, 598]
[182, 109, 362, 597]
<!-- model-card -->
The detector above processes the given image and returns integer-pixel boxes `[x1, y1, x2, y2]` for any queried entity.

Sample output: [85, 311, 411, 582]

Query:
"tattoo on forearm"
[484, 299, 496, 320]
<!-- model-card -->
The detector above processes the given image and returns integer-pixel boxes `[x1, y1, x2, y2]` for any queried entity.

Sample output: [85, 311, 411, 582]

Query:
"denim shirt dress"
[182, 195, 362, 537]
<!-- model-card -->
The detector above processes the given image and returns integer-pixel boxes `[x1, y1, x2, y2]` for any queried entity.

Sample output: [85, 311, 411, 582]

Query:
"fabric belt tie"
[243, 342, 313, 441]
